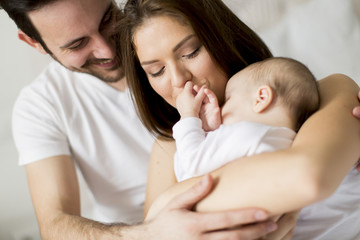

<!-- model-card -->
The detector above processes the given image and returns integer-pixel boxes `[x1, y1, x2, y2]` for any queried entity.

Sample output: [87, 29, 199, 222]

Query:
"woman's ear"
[253, 85, 274, 113]
[18, 30, 47, 54]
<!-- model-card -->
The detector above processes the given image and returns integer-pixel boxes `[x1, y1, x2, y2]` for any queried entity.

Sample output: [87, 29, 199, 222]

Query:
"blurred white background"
[1, 0, 359, 239]
[0, 10, 50, 240]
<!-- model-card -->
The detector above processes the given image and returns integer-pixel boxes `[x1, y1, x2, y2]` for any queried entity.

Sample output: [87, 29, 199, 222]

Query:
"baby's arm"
[151, 74, 360, 217]
[173, 84, 222, 181]
[194, 85, 221, 132]
[176, 82, 206, 119]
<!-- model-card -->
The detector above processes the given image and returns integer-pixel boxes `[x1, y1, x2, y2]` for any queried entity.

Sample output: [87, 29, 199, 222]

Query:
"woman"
[119, 0, 360, 238]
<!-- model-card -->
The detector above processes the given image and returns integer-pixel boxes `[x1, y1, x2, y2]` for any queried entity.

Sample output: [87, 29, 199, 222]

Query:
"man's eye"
[68, 39, 88, 50]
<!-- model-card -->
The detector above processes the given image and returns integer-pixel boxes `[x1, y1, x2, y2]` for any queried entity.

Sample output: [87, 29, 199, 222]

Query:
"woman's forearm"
[196, 74, 360, 215]
[150, 74, 360, 217]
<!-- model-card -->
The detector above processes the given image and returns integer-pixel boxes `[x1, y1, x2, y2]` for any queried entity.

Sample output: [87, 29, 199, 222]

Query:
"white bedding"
[225, 0, 360, 82]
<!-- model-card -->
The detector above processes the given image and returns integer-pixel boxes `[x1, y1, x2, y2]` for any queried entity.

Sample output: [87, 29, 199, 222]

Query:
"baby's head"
[222, 57, 320, 131]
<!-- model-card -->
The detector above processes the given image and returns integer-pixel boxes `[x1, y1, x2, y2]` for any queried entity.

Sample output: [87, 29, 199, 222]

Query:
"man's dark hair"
[0, 0, 56, 52]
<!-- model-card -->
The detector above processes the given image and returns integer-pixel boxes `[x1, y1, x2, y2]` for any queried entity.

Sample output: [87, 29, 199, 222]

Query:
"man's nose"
[91, 35, 115, 60]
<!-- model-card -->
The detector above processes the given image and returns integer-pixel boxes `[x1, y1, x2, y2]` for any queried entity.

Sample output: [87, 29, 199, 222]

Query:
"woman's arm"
[197, 74, 360, 214]
[144, 140, 283, 239]
[145, 138, 178, 215]
[147, 74, 360, 217]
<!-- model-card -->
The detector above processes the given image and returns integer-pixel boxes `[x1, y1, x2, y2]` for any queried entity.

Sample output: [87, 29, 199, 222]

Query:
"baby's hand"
[176, 82, 206, 119]
[194, 85, 221, 131]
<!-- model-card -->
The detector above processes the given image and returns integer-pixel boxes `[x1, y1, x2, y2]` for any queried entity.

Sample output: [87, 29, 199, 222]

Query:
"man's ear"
[253, 85, 274, 113]
[18, 30, 47, 54]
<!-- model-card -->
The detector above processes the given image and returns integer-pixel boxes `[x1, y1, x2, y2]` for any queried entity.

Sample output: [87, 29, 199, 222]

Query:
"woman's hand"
[352, 90, 360, 118]
[353, 90, 360, 173]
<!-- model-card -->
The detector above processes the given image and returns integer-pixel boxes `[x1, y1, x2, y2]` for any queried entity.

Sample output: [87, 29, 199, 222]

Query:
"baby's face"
[221, 70, 254, 124]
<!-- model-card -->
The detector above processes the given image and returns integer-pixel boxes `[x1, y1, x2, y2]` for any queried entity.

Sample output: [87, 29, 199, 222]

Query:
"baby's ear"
[253, 85, 273, 113]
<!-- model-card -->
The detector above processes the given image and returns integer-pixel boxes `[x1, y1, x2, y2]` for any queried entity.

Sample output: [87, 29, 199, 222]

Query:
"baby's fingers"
[195, 85, 207, 103]
[193, 84, 201, 93]
[204, 88, 219, 105]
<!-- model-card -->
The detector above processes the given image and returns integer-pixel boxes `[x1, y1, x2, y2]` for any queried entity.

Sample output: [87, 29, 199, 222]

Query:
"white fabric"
[223, 2, 360, 238]
[293, 167, 360, 240]
[173, 117, 360, 239]
[224, 0, 360, 82]
[12, 61, 154, 224]
[173, 117, 296, 182]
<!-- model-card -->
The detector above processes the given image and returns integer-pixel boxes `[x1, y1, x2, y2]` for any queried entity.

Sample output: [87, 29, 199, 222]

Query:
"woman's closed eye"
[183, 46, 202, 59]
[149, 66, 165, 78]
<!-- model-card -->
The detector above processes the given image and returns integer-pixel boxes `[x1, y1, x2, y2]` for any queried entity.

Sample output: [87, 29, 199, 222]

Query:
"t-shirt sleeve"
[12, 86, 70, 166]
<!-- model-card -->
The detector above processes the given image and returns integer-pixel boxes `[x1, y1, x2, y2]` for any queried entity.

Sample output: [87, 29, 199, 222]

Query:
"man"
[1, 0, 307, 239]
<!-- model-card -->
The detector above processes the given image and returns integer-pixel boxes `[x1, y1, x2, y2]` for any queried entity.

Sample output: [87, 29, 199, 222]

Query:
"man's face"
[28, 0, 123, 83]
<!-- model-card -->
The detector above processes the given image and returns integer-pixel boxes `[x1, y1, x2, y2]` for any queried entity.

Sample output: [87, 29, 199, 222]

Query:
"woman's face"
[133, 15, 228, 107]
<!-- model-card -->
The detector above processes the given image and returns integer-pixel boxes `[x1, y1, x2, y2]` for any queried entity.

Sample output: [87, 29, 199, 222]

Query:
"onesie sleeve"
[172, 117, 207, 181]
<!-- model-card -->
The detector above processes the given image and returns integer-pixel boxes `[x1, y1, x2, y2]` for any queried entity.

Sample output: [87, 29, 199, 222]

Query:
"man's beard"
[83, 64, 125, 83]
[50, 54, 124, 83]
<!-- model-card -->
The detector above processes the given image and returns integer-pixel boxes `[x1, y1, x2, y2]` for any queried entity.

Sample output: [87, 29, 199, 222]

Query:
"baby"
[173, 57, 320, 181]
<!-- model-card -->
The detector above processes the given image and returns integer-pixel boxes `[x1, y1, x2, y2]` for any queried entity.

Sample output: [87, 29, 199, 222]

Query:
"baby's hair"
[247, 57, 320, 131]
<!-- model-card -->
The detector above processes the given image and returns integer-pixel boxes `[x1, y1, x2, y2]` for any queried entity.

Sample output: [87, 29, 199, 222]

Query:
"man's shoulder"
[15, 62, 82, 107]
[20, 61, 94, 96]
[20, 61, 70, 91]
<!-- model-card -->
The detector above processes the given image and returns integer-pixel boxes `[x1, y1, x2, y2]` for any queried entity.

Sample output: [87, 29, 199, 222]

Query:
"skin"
[221, 70, 295, 129]
[174, 70, 292, 133]
[134, 15, 228, 108]
[134, 13, 360, 234]
[14, 0, 291, 239]
[19, 0, 126, 90]
[221, 72, 257, 124]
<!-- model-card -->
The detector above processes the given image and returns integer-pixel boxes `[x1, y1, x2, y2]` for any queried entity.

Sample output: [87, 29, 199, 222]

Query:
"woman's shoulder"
[152, 137, 176, 159]
[319, 73, 357, 85]
[317, 73, 359, 98]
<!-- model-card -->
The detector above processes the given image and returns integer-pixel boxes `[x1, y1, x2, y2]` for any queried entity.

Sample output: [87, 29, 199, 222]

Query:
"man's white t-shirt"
[12, 61, 155, 224]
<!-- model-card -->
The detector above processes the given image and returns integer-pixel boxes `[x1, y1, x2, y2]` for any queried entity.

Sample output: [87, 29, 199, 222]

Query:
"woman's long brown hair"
[118, 0, 272, 139]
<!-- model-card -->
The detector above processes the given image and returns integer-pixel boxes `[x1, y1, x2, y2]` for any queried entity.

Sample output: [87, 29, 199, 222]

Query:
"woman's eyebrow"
[141, 34, 196, 65]
[141, 59, 159, 65]
[173, 34, 195, 52]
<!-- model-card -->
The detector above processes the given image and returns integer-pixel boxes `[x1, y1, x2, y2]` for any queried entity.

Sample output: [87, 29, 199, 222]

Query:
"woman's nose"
[170, 63, 192, 88]
[91, 35, 115, 60]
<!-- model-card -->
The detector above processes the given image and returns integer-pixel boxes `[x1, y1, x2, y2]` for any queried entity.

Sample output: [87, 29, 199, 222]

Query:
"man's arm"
[146, 138, 302, 240]
[26, 155, 128, 239]
[27, 155, 276, 240]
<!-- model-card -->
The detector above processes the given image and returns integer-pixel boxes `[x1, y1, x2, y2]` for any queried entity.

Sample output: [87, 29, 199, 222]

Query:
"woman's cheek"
[150, 80, 176, 106]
